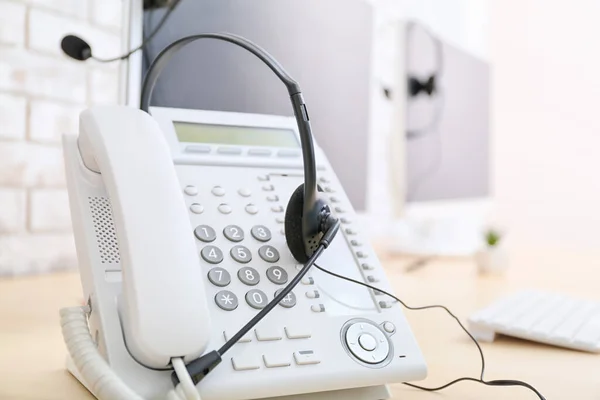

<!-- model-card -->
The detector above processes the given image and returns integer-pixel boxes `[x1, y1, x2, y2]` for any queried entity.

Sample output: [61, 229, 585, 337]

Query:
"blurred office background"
[0, 0, 599, 275]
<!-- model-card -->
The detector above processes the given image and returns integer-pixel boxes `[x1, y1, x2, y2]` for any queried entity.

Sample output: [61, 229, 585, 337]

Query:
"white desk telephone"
[60, 104, 426, 400]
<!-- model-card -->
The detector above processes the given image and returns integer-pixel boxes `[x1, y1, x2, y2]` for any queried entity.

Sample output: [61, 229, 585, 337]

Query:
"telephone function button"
[285, 326, 312, 339]
[266, 266, 288, 285]
[263, 354, 290, 368]
[251, 225, 271, 242]
[306, 290, 320, 299]
[275, 216, 285, 224]
[189, 203, 204, 214]
[215, 290, 238, 311]
[231, 356, 259, 371]
[248, 148, 272, 157]
[356, 251, 368, 258]
[330, 197, 340, 203]
[223, 330, 252, 343]
[238, 267, 260, 286]
[277, 149, 300, 158]
[238, 187, 252, 197]
[383, 322, 396, 334]
[350, 240, 361, 246]
[311, 304, 325, 313]
[211, 186, 226, 196]
[335, 207, 345, 213]
[185, 144, 211, 154]
[361, 263, 374, 271]
[217, 146, 242, 155]
[324, 187, 335, 193]
[218, 203, 232, 214]
[183, 185, 198, 196]
[344, 321, 391, 364]
[245, 204, 259, 215]
[255, 327, 283, 341]
[345, 228, 357, 235]
[201, 245, 223, 264]
[301, 277, 314, 285]
[258, 245, 280, 263]
[208, 267, 231, 287]
[257, 175, 270, 181]
[223, 225, 244, 242]
[358, 333, 377, 351]
[294, 350, 320, 365]
[271, 205, 284, 213]
[266, 194, 279, 202]
[319, 176, 330, 183]
[230, 245, 252, 263]
[275, 289, 297, 308]
[341, 217, 351, 224]
[262, 184, 275, 191]
[194, 225, 216, 242]
[246, 289, 268, 309]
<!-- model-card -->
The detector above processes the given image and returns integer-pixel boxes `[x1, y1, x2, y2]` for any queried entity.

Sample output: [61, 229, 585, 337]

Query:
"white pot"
[475, 246, 508, 275]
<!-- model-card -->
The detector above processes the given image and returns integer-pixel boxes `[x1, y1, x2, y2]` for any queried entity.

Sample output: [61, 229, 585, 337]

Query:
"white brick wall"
[0, 0, 123, 275]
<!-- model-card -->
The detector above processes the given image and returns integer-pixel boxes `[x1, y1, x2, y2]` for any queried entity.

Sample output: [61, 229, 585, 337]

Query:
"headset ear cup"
[285, 184, 309, 263]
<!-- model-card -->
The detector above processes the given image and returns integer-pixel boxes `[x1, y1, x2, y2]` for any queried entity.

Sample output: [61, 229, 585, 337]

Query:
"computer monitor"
[121, 0, 377, 213]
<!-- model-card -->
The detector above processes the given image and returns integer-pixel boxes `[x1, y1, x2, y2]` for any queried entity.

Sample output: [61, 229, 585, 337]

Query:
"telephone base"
[66, 356, 391, 400]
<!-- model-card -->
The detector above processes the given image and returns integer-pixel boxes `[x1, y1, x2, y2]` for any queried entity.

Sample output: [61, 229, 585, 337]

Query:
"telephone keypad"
[215, 290, 238, 311]
[266, 266, 288, 285]
[223, 225, 244, 242]
[230, 245, 252, 263]
[208, 267, 231, 287]
[275, 289, 296, 308]
[194, 225, 216, 242]
[258, 245, 280, 263]
[246, 289, 268, 309]
[238, 267, 260, 286]
[201, 245, 223, 264]
[250, 225, 271, 242]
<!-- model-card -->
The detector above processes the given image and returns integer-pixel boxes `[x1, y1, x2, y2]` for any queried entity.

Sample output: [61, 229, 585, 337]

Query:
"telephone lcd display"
[174, 122, 299, 148]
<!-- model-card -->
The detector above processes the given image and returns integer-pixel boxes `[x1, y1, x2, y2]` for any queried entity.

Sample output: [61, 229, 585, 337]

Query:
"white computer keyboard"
[468, 290, 600, 353]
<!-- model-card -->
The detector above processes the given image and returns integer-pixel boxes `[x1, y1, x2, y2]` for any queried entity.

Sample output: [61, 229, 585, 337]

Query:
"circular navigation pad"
[342, 319, 392, 367]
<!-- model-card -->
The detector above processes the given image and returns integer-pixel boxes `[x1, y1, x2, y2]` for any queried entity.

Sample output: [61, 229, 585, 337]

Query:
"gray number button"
[194, 225, 216, 242]
[238, 267, 260, 286]
[223, 225, 244, 242]
[245, 289, 268, 309]
[215, 290, 238, 311]
[258, 245, 280, 263]
[275, 289, 297, 308]
[208, 267, 231, 287]
[266, 266, 288, 285]
[251, 225, 272, 242]
[230, 245, 252, 263]
[201, 245, 223, 264]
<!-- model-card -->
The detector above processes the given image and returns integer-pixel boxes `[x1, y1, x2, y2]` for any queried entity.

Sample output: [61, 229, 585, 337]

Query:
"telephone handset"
[77, 106, 210, 367]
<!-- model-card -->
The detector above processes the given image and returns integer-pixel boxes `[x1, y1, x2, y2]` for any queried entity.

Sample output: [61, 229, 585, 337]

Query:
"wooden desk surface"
[1, 251, 599, 399]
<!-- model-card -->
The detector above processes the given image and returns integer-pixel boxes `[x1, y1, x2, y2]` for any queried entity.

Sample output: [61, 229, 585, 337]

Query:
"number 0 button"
[258, 245, 280, 262]
[194, 225, 216, 242]
[251, 225, 271, 242]
[223, 225, 244, 242]
[215, 290, 238, 311]
[246, 289, 268, 309]
[238, 267, 260, 286]
[266, 266, 288, 284]
[208, 267, 231, 287]
[201, 245, 223, 264]
[230, 245, 252, 263]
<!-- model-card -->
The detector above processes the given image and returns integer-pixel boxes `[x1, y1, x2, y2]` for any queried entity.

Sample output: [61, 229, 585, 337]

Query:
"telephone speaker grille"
[88, 196, 120, 264]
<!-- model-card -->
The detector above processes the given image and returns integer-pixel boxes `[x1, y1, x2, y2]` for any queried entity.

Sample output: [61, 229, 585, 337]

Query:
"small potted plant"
[475, 228, 508, 274]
